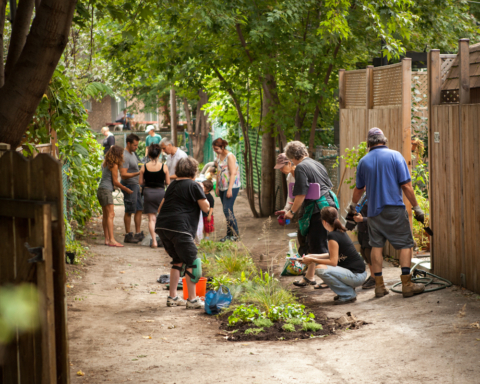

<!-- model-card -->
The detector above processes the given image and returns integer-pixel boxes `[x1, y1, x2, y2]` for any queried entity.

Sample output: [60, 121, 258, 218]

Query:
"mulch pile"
[218, 312, 366, 342]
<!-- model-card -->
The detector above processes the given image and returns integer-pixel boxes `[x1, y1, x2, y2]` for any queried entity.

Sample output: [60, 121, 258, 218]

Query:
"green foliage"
[211, 275, 234, 291]
[253, 318, 274, 328]
[228, 304, 261, 326]
[25, 68, 103, 239]
[337, 142, 368, 189]
[301, 322, 323, 332]
[228, 303, 314, 325]
[282, 323, 296, 332]
[412, 185, 431, 250]
[267, 304, 315, 323]
[244, 328, 264, 335]
[285, 318, 304, 326]
[0, 284, 40, 343]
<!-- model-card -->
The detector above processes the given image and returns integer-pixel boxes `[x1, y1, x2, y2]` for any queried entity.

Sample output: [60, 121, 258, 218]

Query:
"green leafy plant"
[228, 304, 263, 326]
[244, 328, 264, 335]
[253, 318, 273, 328]
[282, 323, 296, 332]
[285, 318, 304, 326]
[268, 304, 315, 323]
[211, 275, 234, 291]
[301, 322, 323, 332]
[337, 142, 368, 189]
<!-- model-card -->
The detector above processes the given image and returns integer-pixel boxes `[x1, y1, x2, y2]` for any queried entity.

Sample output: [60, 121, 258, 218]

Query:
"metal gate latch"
[24, 242, 44, 263]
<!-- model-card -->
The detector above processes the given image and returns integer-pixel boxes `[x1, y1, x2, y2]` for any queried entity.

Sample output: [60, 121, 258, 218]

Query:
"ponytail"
[321, 206, 346, 232]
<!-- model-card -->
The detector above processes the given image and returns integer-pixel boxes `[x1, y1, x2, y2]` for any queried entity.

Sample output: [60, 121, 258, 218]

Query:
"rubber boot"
[400, 274, 425, 298]
[374, 276, 389, 298]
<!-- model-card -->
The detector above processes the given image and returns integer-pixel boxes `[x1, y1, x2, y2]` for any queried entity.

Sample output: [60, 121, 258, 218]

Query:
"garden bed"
[218, 311, 365, 342]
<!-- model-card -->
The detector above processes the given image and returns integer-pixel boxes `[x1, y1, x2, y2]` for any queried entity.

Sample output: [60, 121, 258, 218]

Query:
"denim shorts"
[121, 182, 143, 214]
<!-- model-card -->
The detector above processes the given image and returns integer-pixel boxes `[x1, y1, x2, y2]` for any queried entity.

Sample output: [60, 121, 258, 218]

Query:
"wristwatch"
[289, 209, 296, 215]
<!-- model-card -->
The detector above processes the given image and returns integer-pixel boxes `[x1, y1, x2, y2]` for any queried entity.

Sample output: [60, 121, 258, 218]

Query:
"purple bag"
[288, 183, 321, 200]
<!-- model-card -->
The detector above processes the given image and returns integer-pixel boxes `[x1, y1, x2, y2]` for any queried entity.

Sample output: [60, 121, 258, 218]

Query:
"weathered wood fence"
[338, 60, 412, 258]
[0, 152, 70, 384]
[429, 39, 480, 293]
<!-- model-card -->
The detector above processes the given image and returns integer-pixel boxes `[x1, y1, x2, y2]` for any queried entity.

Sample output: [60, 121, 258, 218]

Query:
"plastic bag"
[281, 239, 307, 276]
[204, 286, 233, 315]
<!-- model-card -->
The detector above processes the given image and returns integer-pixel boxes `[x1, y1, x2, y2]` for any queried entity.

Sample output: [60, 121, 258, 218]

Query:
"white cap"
[145, 125, 155, 133]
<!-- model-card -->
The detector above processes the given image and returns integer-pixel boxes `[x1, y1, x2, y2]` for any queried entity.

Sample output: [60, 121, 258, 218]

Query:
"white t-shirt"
[166, 148, 188, 176]
[284, 172, 295, 212]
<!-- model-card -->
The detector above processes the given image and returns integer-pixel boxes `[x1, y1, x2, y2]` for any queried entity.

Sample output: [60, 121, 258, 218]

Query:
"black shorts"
[156, 229, 197, 266]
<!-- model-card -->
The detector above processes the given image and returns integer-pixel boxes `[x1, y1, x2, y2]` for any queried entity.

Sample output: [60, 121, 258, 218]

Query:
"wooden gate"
[429, 39, 480, 293]
[0, 151, 70, 384]
[338, 60, 412, 258]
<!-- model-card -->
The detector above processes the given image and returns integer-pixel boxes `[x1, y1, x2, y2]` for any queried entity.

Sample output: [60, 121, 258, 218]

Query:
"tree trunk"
[260, 87, 276, 217]
[5, 0, 35, 79]
[193, 90, 209, 162]
[261, 74, 287, 148]
[170, 87, 177, 146]
[308, 103, 320, 158]
[183, 97, 193, 134]
[160, 94, 170, 127]
[213, 68, 259, 217]
[0, 0, 77, 148]
[0, 0, 6, 87]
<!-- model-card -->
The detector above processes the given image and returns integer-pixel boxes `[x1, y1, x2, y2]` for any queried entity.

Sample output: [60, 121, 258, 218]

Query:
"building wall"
[87, 96, 113, 132]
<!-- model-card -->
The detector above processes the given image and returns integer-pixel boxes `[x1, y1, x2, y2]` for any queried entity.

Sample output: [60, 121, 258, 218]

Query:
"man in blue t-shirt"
[348, 127, 425, 299]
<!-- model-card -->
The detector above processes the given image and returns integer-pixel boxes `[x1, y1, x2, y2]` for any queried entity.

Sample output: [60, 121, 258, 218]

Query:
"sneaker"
[334, 297, 357, 305]
[229, 236, 239, 242]
[362, 275, 376, 290]
[167, 296, 187, 307]
[124, 232, 140, 243]
[186, 298, 204, 309]
[219, 236, 229, 243]
[135, 231, 145, 242]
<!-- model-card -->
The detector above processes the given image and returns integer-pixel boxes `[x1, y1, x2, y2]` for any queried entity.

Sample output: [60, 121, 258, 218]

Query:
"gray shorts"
[97, 188, 113, 207]
[368, 206, 414, 249]
[121, 182, 143, 214]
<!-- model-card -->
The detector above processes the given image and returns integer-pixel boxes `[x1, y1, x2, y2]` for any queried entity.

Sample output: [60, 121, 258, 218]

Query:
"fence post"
[459, 38, 470, 105]
[366, 65, 374, 129]
[338, 69, 346, 109]
[170, 87, 178, 146]
[401, 58, 413, 224]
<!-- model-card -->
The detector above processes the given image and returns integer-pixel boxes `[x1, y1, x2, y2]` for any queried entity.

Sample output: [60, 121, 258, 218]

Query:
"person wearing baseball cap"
[145, 125, 162, 157]
[348, 127, 425, 299]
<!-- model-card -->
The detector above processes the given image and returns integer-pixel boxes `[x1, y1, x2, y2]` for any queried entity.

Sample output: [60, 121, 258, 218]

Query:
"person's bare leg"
[368, 264, 374, 276]
[185, 269, 196, 301]
[106, 205, 118, 245]
[398, 248, 412, 268]
[134, 211, 142, 234]
[169, 264, 181, 298]
[305, 263, 317, 281]
[102, 207, 109, 244]
[148, 213, 157, 246]
[124, 212, 132, 234]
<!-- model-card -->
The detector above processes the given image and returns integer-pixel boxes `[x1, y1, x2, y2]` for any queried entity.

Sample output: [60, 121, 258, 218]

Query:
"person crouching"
[300, 207, 367, 305]
[155, 157, 210, 309]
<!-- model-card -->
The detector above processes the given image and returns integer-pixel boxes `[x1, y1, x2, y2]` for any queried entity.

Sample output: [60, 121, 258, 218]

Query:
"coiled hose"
[390, 260, 452, 294]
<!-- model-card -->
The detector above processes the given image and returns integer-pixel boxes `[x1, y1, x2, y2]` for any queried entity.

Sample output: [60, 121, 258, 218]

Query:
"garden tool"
[423, 224, 433, 237]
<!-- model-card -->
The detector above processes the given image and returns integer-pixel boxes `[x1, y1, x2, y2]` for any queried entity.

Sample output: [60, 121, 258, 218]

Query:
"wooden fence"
[429, 40, 480, 293]
[338, 60, 412, 258]
[0, 152, 70, 384]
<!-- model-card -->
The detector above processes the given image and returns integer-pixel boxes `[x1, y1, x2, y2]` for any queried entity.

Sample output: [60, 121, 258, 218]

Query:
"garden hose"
[390, 260, 452, 294]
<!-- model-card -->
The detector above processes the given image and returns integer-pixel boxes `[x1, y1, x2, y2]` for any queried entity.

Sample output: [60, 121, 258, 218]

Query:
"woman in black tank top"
[139, 144, 170, 247]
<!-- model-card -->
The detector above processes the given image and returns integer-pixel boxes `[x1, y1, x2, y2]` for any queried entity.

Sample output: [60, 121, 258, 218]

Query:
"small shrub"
[228, 304, 263, 325]
[282, 323, 295, 332]
[253, 318, 273, 328]
[301, 322, 323, 332]
[244, 327, 264, 335]
[241, 281, 297, 314]
[285, 318, 303, 325]
[268, 304, 315, 322]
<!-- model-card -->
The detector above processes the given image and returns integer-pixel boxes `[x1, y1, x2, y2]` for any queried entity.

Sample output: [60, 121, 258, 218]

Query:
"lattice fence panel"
[372, 64, 402, 108]
[441, 55, 456, 85]
[344, 70, 366, 108]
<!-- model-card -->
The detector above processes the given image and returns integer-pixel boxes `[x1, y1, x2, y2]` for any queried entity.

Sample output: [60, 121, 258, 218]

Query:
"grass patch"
[282, 323, 296, 332]
[244, 327, 264, 335]
[301, 322, 323, 332]
[285, 318, 304, 325]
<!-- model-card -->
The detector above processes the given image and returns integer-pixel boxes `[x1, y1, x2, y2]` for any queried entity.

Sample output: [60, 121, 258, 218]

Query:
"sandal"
[314, 283, 329, 290]
[293, 277, 316, 287]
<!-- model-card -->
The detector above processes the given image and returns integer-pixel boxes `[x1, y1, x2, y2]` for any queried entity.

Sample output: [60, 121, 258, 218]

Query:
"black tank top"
[144, 163, 166, 188]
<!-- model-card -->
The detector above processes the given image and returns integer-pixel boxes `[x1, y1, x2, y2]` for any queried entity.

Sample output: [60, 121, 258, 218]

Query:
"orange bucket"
[182, 277, 207, 300]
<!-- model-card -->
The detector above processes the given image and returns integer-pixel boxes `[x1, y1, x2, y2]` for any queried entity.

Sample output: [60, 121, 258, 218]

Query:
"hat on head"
[145, 125, 155, 133]
[368, 127, 384, 137]
[274, 153, 290, 169]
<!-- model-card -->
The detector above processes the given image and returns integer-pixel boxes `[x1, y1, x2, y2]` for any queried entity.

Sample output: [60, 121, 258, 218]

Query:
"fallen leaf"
[142, 336, 152, 339]
[469, 322, 480, 329]
[137, 355, 147, 358]
[132, 359, 138, 361]
[76, 370, 85, 376]
[120, 271, 125, 274]
[145, 320, 154, 323]
[66, 285, 73, 288]
[150, 292, 157, 294]
[458, 304, 467, 318]
[476, 338, 480, 341]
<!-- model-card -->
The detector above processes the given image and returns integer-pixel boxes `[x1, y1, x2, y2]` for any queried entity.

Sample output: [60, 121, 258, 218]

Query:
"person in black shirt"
[202, 180, 215, 239]
[300, 207, 367, 305]
[101, 127, 115, 155]
[156, 157, 210, 309]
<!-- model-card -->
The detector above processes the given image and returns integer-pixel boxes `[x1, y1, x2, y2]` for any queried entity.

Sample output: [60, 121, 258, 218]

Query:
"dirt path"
[68, 192, 480, 383]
